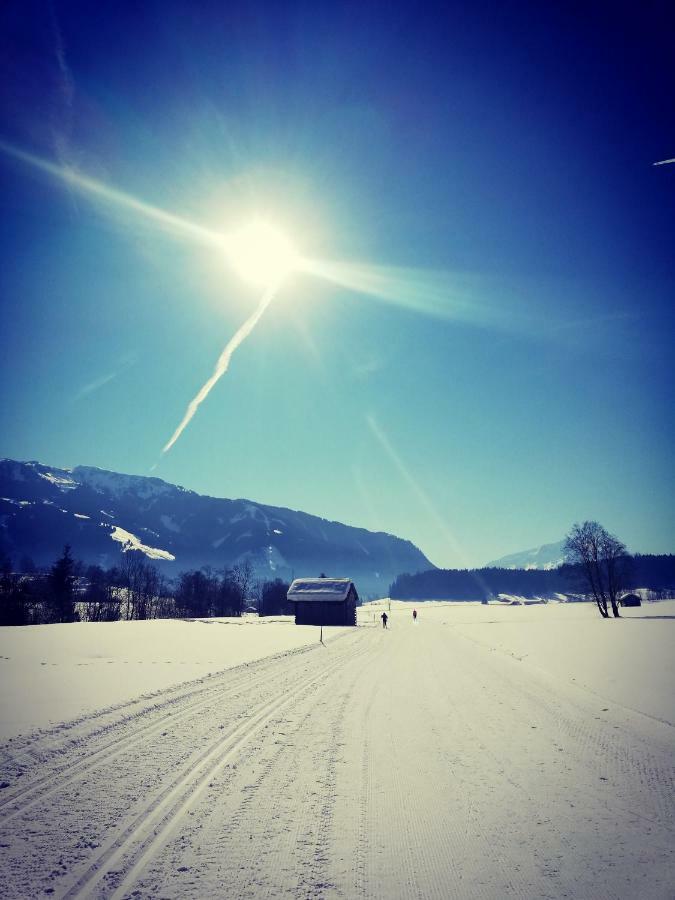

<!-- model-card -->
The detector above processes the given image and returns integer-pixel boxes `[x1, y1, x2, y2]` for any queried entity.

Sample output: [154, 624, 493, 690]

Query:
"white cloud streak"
[653, 158, 675, 166]
[74, 355, 137, 400]
[161, 284, 279, 455]
[75, 371, 119, 399]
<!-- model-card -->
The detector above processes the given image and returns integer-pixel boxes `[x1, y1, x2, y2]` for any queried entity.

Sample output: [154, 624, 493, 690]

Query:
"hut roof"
[287, 578, 355, 602]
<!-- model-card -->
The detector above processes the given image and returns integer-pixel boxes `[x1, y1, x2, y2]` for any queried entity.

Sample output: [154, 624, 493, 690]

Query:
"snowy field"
[0, 600, 673, 898]
[365, 599, 675, 725]
[0, 615, 348, 741]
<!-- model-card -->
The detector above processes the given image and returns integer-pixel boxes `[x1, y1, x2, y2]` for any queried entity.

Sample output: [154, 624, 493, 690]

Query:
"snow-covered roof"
[287, 578, 356, 602]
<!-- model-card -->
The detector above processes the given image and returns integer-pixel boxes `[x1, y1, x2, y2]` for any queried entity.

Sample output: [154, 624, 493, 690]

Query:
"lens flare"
[225, 220, 299, 287]
[365, 414, 491, 595]
[0, 139, 515, 461]
[0, 139, 223, 250]
[301, 257, 502, 329]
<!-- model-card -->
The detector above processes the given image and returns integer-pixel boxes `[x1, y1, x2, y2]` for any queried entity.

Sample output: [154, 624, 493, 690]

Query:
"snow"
[109, 525, 176, 561]
[373, 599, 675, 725]
[0, 601, 673, 898]
[288, 577, 354, 601]
[38, 471, 78, 490]
[486, 538, 566, 570]
[0, 617, 336, 740]
[262, 543, 287, 572]
[73, 466, 176, 501]
[230, 504, 271, 528]
[160, 514, 181, 533]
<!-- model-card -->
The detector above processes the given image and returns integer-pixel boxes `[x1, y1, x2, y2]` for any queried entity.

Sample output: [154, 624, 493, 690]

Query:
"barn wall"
[294, 600, 356, 626]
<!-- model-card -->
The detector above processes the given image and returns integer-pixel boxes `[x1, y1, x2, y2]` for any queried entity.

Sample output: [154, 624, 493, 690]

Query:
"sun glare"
[225, 220, 299, 287]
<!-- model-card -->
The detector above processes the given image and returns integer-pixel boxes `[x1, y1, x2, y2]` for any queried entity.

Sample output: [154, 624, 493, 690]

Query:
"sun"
[225, 220, 299, 288]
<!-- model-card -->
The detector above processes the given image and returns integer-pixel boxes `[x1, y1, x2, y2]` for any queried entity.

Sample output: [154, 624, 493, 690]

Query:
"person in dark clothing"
[381, 611, 388, 628]
[413, 609, 417, 622]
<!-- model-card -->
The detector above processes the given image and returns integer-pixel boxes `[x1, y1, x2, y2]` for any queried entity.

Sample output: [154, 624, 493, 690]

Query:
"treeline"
[0, 546, 292, 626]
[389, 554, 675, 600]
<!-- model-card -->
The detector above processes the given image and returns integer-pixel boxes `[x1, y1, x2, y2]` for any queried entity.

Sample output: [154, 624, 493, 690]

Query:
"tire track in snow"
[425, 630, 554, 899]
[451, 626, 675, 834]
[129, 630, 385, 899]
[431, 624, 674, 898]
[293, 654, 375, 900]
[381, 627, 502, 900]
[353, 671, 378, 899]
[0, 634, 353, 827]
[139, 632, 380, 900]
[56, 635, 371, 899]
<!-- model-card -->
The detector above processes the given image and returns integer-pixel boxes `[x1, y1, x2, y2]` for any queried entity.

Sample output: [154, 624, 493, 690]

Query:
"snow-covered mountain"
[0, 459, 433, 594]
[485, 540, 567, 570]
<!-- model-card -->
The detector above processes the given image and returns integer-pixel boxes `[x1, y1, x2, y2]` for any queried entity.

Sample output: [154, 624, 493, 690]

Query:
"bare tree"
[215, 568, 243, 617]
[81, 565, 121, 622]
[564, 521, 631, 618]
[231, 558, 254, 613]
[118, 551, 147, 620]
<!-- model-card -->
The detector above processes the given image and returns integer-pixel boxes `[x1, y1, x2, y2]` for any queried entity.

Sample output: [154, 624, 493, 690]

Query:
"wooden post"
[320, 624, 324, 644]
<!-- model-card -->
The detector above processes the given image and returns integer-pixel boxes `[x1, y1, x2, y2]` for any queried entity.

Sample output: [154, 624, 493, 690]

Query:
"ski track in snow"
[0, 615, 674, 899]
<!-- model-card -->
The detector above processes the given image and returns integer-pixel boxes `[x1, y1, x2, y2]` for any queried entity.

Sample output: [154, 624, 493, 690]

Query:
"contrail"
[653, 158, 675, 166]
[0, 140, 289, 458]
[161, 283, 279, 455]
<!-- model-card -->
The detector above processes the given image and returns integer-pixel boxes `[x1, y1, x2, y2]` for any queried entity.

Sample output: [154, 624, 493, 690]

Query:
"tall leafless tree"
[564, 521, 631, 618]
[232, 558, 254, 612]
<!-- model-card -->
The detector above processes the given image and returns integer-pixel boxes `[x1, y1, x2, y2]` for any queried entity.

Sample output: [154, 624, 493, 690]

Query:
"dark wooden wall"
[294, 599, 356, 626]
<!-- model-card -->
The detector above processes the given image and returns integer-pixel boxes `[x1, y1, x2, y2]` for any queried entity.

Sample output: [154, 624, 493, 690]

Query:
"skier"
[381, 611, 388, 629]
[413, 609, 417, 622]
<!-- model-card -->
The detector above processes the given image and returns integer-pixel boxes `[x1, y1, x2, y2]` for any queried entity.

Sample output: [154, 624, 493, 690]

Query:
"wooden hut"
[619, 593, 642, 608]
[287, 578, 358, 626]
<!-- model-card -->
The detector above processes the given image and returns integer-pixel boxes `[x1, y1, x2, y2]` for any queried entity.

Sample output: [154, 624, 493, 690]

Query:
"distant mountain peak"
[485, 539, 567, 570]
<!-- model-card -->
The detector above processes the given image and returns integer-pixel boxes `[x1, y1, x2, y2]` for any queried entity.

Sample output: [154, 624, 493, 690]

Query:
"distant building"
[287, 578, 358, 626]
[619, 593, 642, 607]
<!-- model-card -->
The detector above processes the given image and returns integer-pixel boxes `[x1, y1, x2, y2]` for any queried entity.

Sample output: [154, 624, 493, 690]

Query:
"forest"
[0, 546, 292, 626]
[388, 555, 675, 600]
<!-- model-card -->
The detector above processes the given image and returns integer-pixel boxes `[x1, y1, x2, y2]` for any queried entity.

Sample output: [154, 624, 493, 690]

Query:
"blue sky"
[1, 1, 673, 567]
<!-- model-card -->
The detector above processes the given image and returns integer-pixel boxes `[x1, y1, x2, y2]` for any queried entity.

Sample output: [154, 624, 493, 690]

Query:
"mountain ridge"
[0, 458, 433, 595]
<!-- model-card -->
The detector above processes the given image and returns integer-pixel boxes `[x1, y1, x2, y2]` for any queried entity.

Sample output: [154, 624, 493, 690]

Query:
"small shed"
[619, 593, 642, 608]
[287, 578, 358, 626]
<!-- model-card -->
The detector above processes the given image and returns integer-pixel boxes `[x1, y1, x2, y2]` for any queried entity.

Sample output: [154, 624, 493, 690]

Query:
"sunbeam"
[0, 140, 223, 250]
[0, 139, 522, 461]
[0, 140, 301, 456]
[301, 257, 504, 329]
[366, 414, 491, 595]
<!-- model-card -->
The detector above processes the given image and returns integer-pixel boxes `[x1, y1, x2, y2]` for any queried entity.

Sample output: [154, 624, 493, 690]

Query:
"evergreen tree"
[48, 545, 78, 623]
